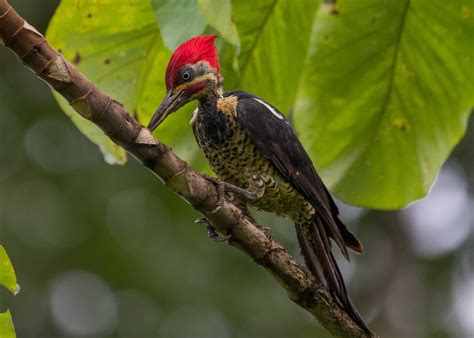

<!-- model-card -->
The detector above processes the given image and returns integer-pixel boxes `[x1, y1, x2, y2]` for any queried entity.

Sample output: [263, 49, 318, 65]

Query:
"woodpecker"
[148, 35, 371, 334]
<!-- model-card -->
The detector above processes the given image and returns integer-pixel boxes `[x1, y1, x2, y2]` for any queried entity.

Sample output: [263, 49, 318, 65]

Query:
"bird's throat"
[198, 86, 223, 113]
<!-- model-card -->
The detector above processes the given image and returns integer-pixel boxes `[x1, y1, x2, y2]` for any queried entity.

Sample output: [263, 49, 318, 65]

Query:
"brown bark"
[0, 1, 375, 337]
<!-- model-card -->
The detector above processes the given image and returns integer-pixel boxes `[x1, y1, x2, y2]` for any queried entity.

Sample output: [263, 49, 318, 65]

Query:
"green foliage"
[0, 312, 15, 338]
[295, 0, 474, 208]
[0, 246, 17, 338]
[152, 0, 207, 50]
[152, 0, 239, 50]
[197, 0, 240, 48]
[0, 246, 16, 294]
[46, 0, 473, 208]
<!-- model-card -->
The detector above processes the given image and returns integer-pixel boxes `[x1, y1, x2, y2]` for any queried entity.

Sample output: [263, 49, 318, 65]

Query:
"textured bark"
[0, 1, 375, 337]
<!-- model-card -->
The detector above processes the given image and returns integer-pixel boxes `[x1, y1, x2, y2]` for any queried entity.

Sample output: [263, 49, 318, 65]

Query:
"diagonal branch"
[0, 1, 374, 337]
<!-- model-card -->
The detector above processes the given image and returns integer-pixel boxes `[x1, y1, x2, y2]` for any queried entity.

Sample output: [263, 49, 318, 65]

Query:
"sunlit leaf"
[294, 0, 473, 208]
[0, 246, 17, 338]
[0, 311, 15, 338]
[0, 246, 16, 295]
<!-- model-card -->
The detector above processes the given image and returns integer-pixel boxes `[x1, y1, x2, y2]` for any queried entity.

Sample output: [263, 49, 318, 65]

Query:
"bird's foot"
[195, 217, 231, 242]
[203, 174, 259, 204]
[202, 175, 226, 214]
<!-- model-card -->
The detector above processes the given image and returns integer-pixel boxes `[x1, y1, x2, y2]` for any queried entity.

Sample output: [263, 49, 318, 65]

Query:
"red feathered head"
[165, 35, 220, 90]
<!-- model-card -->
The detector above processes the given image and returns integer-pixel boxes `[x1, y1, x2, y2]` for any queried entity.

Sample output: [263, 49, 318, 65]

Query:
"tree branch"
[0, 1, 374, 337]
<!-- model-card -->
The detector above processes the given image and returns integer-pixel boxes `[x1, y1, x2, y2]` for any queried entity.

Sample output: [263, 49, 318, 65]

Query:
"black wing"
[227, 91, 362, 257]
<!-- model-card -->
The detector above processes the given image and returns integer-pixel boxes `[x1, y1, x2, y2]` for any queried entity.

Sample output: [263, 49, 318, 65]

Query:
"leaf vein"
[239, 0, 278, 75]
[371, 0, 411, 142]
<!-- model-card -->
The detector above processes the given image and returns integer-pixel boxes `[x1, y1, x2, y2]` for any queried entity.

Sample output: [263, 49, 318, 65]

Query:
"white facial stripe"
[253, 98, 283, 120]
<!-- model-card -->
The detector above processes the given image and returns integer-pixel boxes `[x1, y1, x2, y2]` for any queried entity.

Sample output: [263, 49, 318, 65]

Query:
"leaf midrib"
[331, 0, 412, 198]
[372, 0, 411, 142]
[239, 0, 278, 76]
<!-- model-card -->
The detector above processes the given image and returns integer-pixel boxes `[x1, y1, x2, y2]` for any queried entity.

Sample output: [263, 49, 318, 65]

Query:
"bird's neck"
[198, 85, 223, 113]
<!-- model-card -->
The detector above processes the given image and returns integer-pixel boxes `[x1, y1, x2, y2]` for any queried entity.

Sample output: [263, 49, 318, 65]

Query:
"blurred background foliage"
[0, 0, 473, 338]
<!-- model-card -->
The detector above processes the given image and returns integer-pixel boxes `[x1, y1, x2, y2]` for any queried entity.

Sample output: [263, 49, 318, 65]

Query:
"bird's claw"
[203, 174, 259, 203]
[203, 175, 227, 206]
[195, 217, 231, 242]
[207, 225, 231, 242]
[195, 217, 209, 224]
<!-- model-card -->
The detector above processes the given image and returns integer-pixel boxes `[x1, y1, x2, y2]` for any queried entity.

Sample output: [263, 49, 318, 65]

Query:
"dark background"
[0, 1, 472, 337]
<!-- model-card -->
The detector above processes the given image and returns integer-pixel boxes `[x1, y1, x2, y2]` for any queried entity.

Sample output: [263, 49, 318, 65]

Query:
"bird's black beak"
[147, 89, 187, 131]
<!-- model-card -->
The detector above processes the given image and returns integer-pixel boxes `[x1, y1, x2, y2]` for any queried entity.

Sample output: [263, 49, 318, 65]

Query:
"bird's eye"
[181, 69, 193, 82]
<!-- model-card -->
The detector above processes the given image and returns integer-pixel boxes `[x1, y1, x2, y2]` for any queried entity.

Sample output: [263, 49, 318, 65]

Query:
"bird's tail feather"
[336, 218, 364, 255]
[295, 218, 372, 335]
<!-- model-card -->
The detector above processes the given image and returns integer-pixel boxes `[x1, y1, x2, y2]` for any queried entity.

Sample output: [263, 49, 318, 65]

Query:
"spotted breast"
[192, 93, 314, 222]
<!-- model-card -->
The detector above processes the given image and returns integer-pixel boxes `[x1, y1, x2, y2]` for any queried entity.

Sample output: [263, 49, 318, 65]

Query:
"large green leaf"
[294, 0, 473, 208]
[0, 246, 17, 338]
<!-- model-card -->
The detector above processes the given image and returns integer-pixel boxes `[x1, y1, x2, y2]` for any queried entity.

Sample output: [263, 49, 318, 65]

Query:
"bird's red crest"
[165, 35, 220, 90]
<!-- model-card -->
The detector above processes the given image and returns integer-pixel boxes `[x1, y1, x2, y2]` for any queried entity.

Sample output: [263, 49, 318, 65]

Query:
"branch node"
[23, 21, 43, 37]
[105, 116, 126, 138]
[97, 96, 112, 120]
[0, 4, 11, 19]
[255, 245, 284, 265]
[44, 54, 73, 83]
[135, 128, 158, 145]
[70, 85, 94, 119]
[0, 6, 12, 46]
[165, 166, 190, 196]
